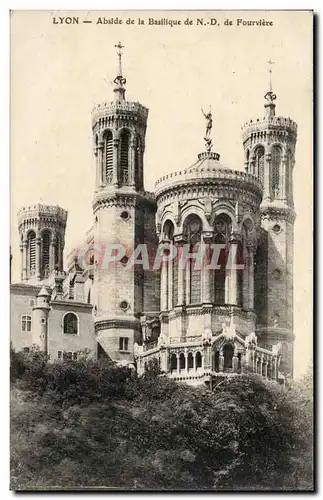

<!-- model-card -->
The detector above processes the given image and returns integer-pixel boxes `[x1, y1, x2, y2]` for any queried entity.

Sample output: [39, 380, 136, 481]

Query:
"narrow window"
[41, 230, 51, 276]
[120, 129, 130, 184]
[119, 337, 129, 351]
[272, 146, 282, 197]
[28, 231, 36, 275]
[21, 315, 32, 332]
[134, 135, 141, 189]
[104, 131, 113, 183]
[255, 147, 265, 183]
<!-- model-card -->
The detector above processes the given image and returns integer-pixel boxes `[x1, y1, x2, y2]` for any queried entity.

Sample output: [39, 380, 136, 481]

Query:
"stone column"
[247, 244, 256, 310]
[139, 145, 145, 191]
[202, 234, 213, 303]
[160, 257, 168, 312]
[193, 353, 197, 371]
[176, 241, 185, 306]
[249, 157, 255, 177]
[243, 246, 249, 309]
[228, 235, 241, 306]
[264, 153, 271, 201]
[219, 349, 224, 372]
[167, 257, 173, 310]
[184, 351, 188, 372]
[185, 260, 191, 305]
[232, 350, 239, 373]
[50, 236, 56, 272]
[260, 356, 264, 377]
[113, 138, 119, 186]
[94, 143, 99, 187]
[97, 141, 104, 186]
[22, 239, 28, 281]
[281, 154, 287, 202]
[176, 353, 180, 374]
[263, 360, 268, 378]
[273, 357, 278, 380]
[35, 236, 41, 279]
[130, 137, 136, 188]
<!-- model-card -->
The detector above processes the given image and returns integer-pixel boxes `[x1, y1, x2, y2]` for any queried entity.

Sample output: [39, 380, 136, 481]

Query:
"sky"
[10, 10, 313, 377]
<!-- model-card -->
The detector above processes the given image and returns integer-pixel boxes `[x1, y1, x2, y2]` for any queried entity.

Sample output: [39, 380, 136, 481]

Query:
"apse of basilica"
[10, 44, 297, 386]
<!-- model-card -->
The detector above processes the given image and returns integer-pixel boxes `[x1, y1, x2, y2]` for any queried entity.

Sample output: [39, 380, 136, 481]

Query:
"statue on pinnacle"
[202, 106, 213, 152]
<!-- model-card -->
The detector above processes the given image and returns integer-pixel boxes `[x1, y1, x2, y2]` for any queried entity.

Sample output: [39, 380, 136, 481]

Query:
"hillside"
[10, 348, 313, 491]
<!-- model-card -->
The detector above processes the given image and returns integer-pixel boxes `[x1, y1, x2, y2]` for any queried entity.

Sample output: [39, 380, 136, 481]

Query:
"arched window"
[285, 150, 291, 201]
[179, 353, 185, 371]
[272, 146, 282, 198]
[187, 352, 194, 370]
[134, 135, 141, 190]
[161, 220, 176, 309]
[120, 129, 130, 184]
[170, 353, 177, 372]
[63, 313, 78, 335]
[223, 344, 234, 370]
[41, 230, 51, 276]
[245, 149, 250, 173]
[183, 216, 202, 304]
[236, 240, 244, 307]
[196, 351, 202, 369]
[54, 234, 62, 270]
[27, 231, 36, 276]
[255, 147, 265, 183]
[104, 130, 113, 184]
[213, 350, 219, 372]
[214, 215, 231, 305]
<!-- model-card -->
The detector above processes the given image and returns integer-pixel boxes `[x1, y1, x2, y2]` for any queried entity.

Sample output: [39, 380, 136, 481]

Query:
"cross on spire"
[113, 41, 126, 101]
[267, 58, 275, 93]
[115, 41, 124, 78]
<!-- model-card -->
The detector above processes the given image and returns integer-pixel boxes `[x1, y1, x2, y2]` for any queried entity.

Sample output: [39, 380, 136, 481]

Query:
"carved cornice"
[92, 190, 157, 213]
[260, 205, 296, 224]
[156, 180, 262, 212]
[95, 318, 141, 333]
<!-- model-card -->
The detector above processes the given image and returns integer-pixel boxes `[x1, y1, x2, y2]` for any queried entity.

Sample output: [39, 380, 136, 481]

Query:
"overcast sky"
[10, 10, 313, 376]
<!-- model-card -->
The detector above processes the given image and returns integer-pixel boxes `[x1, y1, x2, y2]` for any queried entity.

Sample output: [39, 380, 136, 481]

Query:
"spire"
[264, 58, 276, 118]
[113, 41, 126, 101]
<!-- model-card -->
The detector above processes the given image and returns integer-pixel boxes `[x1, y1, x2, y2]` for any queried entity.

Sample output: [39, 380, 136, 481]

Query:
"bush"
[10, 348, 313, 490]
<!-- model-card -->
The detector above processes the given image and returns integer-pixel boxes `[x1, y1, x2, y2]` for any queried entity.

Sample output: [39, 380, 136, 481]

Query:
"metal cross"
[267, 58, 275, 92]
[115, 41, 125, 77]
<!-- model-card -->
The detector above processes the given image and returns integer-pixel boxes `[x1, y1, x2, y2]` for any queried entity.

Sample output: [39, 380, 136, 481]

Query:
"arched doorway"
[223, 344, 234, 371]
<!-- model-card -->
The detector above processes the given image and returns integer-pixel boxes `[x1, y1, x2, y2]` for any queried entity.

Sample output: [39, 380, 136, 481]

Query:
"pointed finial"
[264, 59, 276, 117]
[113, 41, 126, 101]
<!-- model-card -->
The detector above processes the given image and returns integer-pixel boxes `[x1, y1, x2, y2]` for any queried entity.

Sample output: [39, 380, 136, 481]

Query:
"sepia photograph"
[10, 9, 313, 491]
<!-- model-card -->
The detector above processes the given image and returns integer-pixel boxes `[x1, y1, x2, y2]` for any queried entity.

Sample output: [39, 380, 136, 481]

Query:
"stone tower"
[18, 203, 68, 282]
[32, 284, 50, 352]
[91, 43, 157, 363]
[241, 68, 297, 376]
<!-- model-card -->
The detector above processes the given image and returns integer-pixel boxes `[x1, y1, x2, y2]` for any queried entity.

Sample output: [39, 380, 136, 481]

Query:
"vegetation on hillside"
[10, 347, 313, 491]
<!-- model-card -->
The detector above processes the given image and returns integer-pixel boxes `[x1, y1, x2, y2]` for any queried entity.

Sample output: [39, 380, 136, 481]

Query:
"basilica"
[10, 44, 297, 386]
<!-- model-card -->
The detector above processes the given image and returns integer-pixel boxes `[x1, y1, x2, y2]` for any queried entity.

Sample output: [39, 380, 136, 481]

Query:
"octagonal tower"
[241, 78, 297, 376]
[91, 43, 158, 363]
[18, 203, 67, 282]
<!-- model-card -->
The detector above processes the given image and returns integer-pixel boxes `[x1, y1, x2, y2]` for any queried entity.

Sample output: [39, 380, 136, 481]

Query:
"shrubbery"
[10, 347, 313, 491]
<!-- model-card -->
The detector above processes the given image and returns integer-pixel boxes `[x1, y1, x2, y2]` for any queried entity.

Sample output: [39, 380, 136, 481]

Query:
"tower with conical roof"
[241, 61, 297, 376]
[32, 285, 50, 351]
[91, 43, 158, 363]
